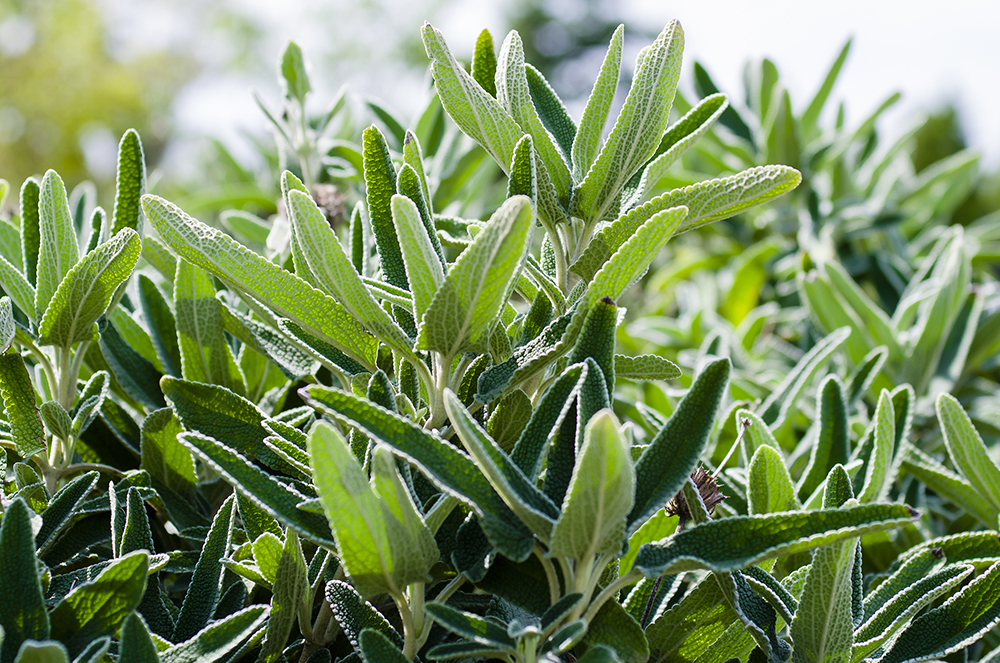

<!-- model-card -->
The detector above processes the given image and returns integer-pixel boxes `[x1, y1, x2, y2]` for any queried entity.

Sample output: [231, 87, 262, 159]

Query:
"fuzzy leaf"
[35, 171, 79, 322]
[111, 129, 146, 235]
[574, 21, 684, 223]
[0, 499, 50, 663]
[418, 195, 533, 356]
[748, 445, 799, 514]
[393, 194, 444, 324]
[0, 353, 45, 458]
[572, 25, 623, 181]
[173, 496, 236, 642]
[858, 389, 895, 503]
[614, 354, 680, 381]
[633, 504, 915, 577]
[141, 195, 379, 370]
[159, 605, 268, 663]
[937, 393, 1000, 513]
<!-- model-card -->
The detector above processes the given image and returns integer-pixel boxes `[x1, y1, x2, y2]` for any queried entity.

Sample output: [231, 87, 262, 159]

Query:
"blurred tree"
[0, 0, 194, 197]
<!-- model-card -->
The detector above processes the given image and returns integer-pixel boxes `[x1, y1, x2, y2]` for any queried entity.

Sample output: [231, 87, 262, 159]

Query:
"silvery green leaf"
[937, 393, 1000, 513]
[0, 260, 35, 324]
[573, 21, 684, 223]
[35, 170, 79, 322]
[495, 30, 571, 201]
[142, 194, 379, 370]
[572, 25, 623, 181]
[393, 194, 444, 324]
[0, 297, 14, 353]
[748, 445, 800, 514]
[174, 259, 246, 396]
[550, 410, 634, 562]
[858, 389, 895, 503]
[279, 41, 311, 103]
[417, 195, 533, 357]
[111, 129, 146, 235]
[614, 354, 680, 381]
[38, 228, 140, 348]
[789, 504, 857, 662]
[285, 188, 415, 361]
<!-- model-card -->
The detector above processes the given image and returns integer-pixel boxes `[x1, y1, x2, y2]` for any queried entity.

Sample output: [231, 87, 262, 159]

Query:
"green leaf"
[111, 129, 146, 235]
[279, 41, 311, 103]
[35, 171, 79, 322]
[937, 393, 1000, 513]
[259, 529, 309, 663]
[302, 385, 535, 562]
[614, 354, 680, 381]
[496, 30, 571, 201]
[362, 126, 406, 291]
[801, 39, 851, 135]
[358, 629, 410, 663]
[417, 195, 533, 356]
[880, 560, 1000, 663]
[470, 29, 497, 97]
[572, 24, 623, 181]
[325, 579, 403, 654]
[117, 613, 160, 663]
[900, 444, 998, 526]
[0, 499, 50, 663]
[623, 92, 729, 209]
[174, 259, 246, 396]
[630, 357, 730, 532]
[789, 506, 857, 662]
[137, 274, 182, 378]
[857, 390, 895, 503]
[853, 563, 971, 661]
[159, 605, 268, 663]
[567, 296, 617, 399]
[0, 256, 36, 324]
[99, 313, 166, 411]
[758, 327, 850, 427]
[747, 445, 799, 514]
[524, 64, 576, 160]
[37, 471, 99, 555]
[11, 641, 69, 663]
[393, 194, 444, 325]
[286, 188, 415, 362]
[0, 353, 45, 458]
[173, 495, 236, 642]
[582, 600, 649, 663]
[444, 389, 558, 542]
[424, 602, 515, 649]
[646, 574, 736, 663]
[550, 409, 634, 562]
[510, 362, 587, 478]
[220, 306, 318, 380]
[574, 21, 684, 223]
[141, 195, 379, 370]
[0, 299, 16, 355]
[633, 504, 916, 577]
[797, 376, 850, 501]
[396, 162, 445, 271]
[49, 551, 149, 656]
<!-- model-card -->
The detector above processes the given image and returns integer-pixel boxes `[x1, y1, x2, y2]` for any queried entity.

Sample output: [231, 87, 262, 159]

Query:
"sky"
[97, 0, 1000, 174]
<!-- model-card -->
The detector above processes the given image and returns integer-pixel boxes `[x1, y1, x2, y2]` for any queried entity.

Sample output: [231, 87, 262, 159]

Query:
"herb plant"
[0, 17, 998, 663]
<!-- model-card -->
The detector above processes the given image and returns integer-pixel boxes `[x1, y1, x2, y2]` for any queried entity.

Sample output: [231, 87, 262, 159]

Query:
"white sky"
[128, 0, 999, 173]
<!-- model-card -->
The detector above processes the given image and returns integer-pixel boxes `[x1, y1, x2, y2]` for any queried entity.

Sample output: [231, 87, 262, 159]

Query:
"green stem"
[539, 217, 569, 296]
[17, 336, 57, 403]
[425, 352, 452, 430]
[533, 545, 561, 606]
[582, 569, 643, 624]
[392, 589, 418, 660]
[56, 462, 126, 481]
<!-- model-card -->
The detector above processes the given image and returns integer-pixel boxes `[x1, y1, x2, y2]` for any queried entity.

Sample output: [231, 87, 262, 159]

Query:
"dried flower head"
[664, 466, 726, 527]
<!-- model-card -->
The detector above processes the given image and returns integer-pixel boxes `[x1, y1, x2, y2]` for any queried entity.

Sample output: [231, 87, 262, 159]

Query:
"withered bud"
[664, 466, 726, 528]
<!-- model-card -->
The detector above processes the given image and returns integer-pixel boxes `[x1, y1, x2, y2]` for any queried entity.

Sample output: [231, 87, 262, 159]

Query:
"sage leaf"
[35, 171, 79, 322]
[0, 499, 50, 663]
[572, 24, 623, 181]
[111, 129, 146, 235]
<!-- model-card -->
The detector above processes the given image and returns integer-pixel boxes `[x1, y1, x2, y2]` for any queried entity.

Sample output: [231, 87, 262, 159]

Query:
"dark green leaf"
[0, 499, 50, 663]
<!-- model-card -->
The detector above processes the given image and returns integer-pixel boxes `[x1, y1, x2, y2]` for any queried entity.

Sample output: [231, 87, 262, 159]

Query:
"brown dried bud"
[664, 466, 726, 528]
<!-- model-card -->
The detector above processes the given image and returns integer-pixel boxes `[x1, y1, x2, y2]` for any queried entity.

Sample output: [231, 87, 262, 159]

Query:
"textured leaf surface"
[0, 353, 45, 458]
[174, 260, 246, 395]
[789, 516, 857, 662]
[173, 496, 235, 641]
[550, 410, 634, 561]
[633, 504, 915, 577]
[111, 129, 146, 235]
[748, 445, 799, 514]
[35, 171, 79, 322]
[857, 390, 895, 503]
[938, 393, 1000, 512]
[418, 195, 532, 356]
[880, 560, 1000, 663]
[303, 385, 534, 562]
[629, 357, 729, 532]
[159, 605, 268, 663]
[142, 195, 378, 369]
[49, 551, 149, 655]
[614, 354, 681, 381]
[393, 194, 444, 324]
[0, 499, 50, 663]
[325, 579, 403, 651]
[572, 25, 623, 181]
[0, 256, 35, 324]
[286, 188, 415, 360]
[574, 21, 684, 223]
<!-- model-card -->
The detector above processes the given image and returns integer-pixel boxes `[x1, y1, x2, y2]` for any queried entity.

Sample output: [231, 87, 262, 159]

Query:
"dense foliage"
[0, 17, 999, 663]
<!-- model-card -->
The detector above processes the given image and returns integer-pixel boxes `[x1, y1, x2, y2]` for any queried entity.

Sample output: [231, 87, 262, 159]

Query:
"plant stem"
[426, 352, 452, 430]
[582, 569, 643, 624]
[534, 545, 561, 605]
[392, 589, 418, 660]
[539, 218, 569, 295]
